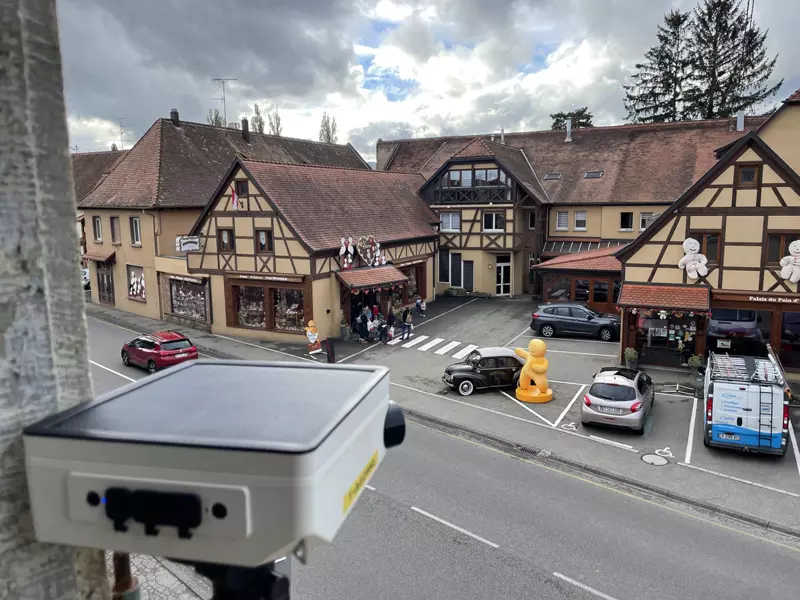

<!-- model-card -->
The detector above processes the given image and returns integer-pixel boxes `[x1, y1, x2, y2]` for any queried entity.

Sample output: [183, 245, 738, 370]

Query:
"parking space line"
[552, 573, 620, 600]
[435, 341, 461, 355]
[418, 338, 445, 351]
[789, 420, 800, 478]
[498, 390, 555, 427]
[365, 484, 376, 491]
[452, 345, 479, 360]
[411, 506, 499, 549]
[90, 360, 135, 382]
[678, 462, 800, 498]
[684, 397, 698, 465]
[503, 326, 531, 348]
[553, 385, 586, 428]
[514, 335, 618, 346]
[589, 436, 635, 451]
[401, 335, 429, 348]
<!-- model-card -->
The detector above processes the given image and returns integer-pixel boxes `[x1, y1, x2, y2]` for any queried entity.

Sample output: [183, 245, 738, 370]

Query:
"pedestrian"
[358, 308, 369, 344]
[386, 310, 396, 342]
[415, 296, 422, 315]
[402, 310, 413, 340]
[402, 306, 409, 326]
[419, 299, 426, 317]
[372, 304, 379, 320]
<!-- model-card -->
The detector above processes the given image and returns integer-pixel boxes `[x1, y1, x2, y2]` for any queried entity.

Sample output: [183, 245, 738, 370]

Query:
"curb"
[402, 407, 800, 541]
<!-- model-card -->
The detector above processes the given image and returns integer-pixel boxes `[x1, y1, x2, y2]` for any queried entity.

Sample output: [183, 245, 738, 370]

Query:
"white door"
[495, 256, 511, 296]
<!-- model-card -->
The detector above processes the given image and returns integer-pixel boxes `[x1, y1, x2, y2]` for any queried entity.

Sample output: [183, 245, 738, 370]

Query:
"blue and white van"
[703, 345, 789, 456]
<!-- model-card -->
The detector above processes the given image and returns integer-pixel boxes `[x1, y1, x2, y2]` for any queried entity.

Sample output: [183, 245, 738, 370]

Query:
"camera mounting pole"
[191, 562, 289, 600]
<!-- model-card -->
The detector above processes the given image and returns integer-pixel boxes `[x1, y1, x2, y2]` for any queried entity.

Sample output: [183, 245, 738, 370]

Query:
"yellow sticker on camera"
[343, 450, 378, 513]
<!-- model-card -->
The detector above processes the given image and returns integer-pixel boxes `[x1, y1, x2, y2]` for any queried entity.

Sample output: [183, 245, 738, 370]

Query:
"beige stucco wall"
[548, 205, 668, 239]
[759, 104, 800, 173]
[157, 209, 202, 256]
[311, 276, 338, 340]
[549, 206, 601, 237]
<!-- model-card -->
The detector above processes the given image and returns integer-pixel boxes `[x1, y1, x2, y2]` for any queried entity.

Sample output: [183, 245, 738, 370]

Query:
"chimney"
[500, 128, 505, 144]
[736, 110, 745, 132]
[565, 118, 573, 143]
[491, 133, 495, 142]
[241, 117, 250, 142]
[170, 108, 180, 127]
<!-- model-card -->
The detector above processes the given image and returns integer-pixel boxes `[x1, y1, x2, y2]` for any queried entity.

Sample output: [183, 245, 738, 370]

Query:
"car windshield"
[466, 351, 480, 365]
[589, 382, 636, 402]
[161, 339, 192, 351]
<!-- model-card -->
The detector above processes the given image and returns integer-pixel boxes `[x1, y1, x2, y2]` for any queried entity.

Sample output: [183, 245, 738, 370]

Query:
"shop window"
[766, 233, 800, 264]
[273, 288, 305, 332]
[780, 312, 800, 369]
[636, 312, 699, 368]
[692, 232, 721, 263]
[708, 309, 770, 356]
[556, 211, 568, 231]
[735, 165, 760, 188]
[233, 285, 265, 329]
[255, 229, 274, 253]
[110, 216, 121, 244]
[402, 267, 419, 299]
[440, 212, 461, 232]
[545, 277, 570, 302]
[640, 212, 659, 231]
[170, 279, 207, 321]
[92, 216, 102, 242]
[483, 212, 505, 232]
[218, 228, 235, 252]
[234, 180, 249, 196]
[619, 212, 634, 231]
[574, 211, 587, 231]
[575, 280, 590, 302]
[129, 217, 141, 246]
[126, 265, 146, 302]
[593, 281, 609, 303]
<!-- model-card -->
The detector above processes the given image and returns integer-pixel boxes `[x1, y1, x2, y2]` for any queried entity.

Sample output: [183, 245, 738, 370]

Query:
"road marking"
[414, 422, 800, 555]
[452, 344, 479, 360]
[410, 506, 498, 549]
[415, 297, 479, 326]
[87, 315, 141, 335]
[684, 397, 698, 465]
[503, 326, 531, 348]
[418, 338, 445, 351]
[435, 341, 461, 355]
[402, 335, 429, 348]
[386, 335, 405, 346]
[561, 422, 577, 431]
[677, 462, 800, 498]
[789, 420, 800, 479]
[589, 435, 635, 451]
[211, 333, 315, 362]
[655, 447, 673, 458]
[499, 390, 555, 427]
[90, 360, 136, 382]
[552, 573, 620, 600]
[553, 385, 585, 428]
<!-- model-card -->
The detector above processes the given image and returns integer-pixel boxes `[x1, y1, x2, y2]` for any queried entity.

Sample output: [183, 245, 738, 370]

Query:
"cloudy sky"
[59, 0, 799, 162]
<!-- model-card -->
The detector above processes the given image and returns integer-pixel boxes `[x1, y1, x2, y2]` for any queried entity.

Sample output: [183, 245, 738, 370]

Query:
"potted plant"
[112, 552, 139, 600]
[624, 347, 639, 370]
[687, 354, 704, 379]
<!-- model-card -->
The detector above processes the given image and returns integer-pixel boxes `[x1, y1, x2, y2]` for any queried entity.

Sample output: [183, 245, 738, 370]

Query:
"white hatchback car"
[581, 367, 655, 435]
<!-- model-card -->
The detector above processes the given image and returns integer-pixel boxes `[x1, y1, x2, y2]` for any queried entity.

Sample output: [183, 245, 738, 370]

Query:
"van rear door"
[710, 382, 759, 446]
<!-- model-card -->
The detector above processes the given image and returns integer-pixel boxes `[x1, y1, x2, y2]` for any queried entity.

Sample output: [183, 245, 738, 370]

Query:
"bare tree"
[252, 103, 265, 134]
[1, 0, 111, 597]
[319, 111, 338, 143]
[207, 108, 224, 127]
[268, 109, 283, 136]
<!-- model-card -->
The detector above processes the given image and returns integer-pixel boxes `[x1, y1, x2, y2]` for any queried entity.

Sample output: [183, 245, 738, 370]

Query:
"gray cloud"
[347, 120, 421, 159]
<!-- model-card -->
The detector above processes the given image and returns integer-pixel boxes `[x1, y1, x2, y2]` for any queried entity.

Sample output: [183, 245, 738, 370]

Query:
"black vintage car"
[442, 347, 524, 396]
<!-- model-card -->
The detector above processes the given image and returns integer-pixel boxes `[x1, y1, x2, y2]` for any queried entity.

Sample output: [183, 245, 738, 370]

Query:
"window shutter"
[439, 248, 450, 283]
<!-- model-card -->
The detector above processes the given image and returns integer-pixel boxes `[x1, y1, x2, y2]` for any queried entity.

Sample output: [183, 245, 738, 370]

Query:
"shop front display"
[274, 288, 305, 332]
[233, 285, 266, 329]
[224, 276, 311, 335]
[169, 277, 208, 322]
[632, 309, 703, 368]
[126, 264, 146, 302]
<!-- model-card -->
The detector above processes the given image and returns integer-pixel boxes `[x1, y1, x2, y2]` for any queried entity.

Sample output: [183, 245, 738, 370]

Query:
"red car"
[121, 331, 198, 374]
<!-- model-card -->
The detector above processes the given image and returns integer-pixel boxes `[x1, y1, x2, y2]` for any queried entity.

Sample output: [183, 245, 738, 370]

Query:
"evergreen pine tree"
[623, 10, 692, 123]
[550, 107, 594, 129]
[685, 0, 782, 119]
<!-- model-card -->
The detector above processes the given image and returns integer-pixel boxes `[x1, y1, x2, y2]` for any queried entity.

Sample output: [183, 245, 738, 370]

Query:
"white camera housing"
[24, 360, 401, 567]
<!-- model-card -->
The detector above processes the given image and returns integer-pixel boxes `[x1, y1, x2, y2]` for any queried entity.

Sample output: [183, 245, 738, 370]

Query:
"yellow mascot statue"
[514, 339, 553, 403]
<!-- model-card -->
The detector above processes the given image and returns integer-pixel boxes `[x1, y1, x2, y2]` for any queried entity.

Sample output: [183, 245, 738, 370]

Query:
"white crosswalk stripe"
[435, 341, 461, 355]
[452, 344, 479, 360]
[401, 335, 429, 348]
[387, 333, 406, 345]
[418, 338, 445, 351]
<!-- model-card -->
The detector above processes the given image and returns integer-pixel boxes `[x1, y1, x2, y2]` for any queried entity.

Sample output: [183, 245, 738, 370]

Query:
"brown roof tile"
[241, 161, 438, 253]
[535, 245, 623, 272]
[79, 117, 370, 210]
[786, 88, 800, 103]
[336, 265, 409, 290]
[452, 138, 495, 159]
[71, 150, 128, 202]
[378, 116, 768, 205]
[617, 282, 710, 311]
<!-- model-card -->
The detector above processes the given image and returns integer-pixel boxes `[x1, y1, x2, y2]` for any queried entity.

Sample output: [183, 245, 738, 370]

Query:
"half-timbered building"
[186, 158, 438, 341]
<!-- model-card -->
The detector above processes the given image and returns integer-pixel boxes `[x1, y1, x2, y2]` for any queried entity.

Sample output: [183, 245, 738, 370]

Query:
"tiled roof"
[452, 138, 494, 159]
[71, 150, 128, 202]
[617, 282, 710, 311]
[483, 139, 549, 203]
[543, 239, 627, 255]
[241, 161, 438, 253]
[79, 116, 370, 209]
[786, 88, 800, 103]
[535, 245, 623, 273]
[378, 116, 768, 205]
[336, 265, 409, 290]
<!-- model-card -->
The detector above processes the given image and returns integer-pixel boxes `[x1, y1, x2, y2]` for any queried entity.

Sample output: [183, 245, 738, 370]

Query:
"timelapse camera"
[24, 360, 404, 568]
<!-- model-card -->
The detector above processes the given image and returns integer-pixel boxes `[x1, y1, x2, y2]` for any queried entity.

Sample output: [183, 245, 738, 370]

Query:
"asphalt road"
[87, 316, 799, 600]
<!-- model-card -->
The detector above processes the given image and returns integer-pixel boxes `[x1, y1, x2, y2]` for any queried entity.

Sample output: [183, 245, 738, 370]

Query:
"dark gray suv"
[530, 302, 620, 341]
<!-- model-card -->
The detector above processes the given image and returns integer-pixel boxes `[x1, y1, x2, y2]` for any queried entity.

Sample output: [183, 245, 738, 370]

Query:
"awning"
[617, 282, 710, 312]
[83, 250, 116, 263]
[336, 265, 409, 291]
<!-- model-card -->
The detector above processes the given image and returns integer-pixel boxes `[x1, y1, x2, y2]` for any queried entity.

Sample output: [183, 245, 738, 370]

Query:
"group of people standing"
[352, 297, 426, 344]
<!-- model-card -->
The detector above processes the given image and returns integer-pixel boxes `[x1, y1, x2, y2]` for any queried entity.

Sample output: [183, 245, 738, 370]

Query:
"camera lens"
[86, 491, 101, 507]
[212, 503, 228, 519]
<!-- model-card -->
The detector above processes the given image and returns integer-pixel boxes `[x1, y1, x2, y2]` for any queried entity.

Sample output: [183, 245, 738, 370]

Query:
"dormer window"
[543, 172, 562, 181]
[444, 169, 472, 188]
[474, 168, 501, 186]
[584, 170, 603, 179]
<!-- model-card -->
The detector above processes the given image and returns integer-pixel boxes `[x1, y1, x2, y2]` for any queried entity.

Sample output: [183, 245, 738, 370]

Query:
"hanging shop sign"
[747, 295, 800, 305]
[305, 320, 322, 355]
[339, 237, 355, 270]
[356, 234, 386, 267]
[394, 258, 426, 267]
[176, 235, 201, 252]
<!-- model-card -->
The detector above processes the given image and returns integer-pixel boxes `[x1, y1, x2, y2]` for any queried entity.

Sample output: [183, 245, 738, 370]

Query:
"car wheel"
[121, 351, 129, 366]
[540, 324, 555, 338]
[147, 360, 157, 375]
[457, 380, 474, 396]
[703, 435, 710, 448]
[635, 422, 645, 436]
[598, 327, 613, 342]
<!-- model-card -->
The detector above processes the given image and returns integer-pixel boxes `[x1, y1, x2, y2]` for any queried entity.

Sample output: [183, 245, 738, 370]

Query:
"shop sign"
[395, 258, 426, 267]
[235, 274, 300, 283]
[305, 320, 322, 355]
[176, 236, 201, 252]
[170, 275, 205, 285]
[747, 295, 800, 305]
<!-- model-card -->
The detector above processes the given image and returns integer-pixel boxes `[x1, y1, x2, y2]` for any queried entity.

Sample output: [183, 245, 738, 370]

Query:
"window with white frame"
[574, 211, 587, 230]
[92, 216, 102, 241]
[440, 212, 461, 232]
[129, 216, 141, 246]
[640, 212, 659, 230]
[555, 211, 568, 231]
[482, 212, 505, 232]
